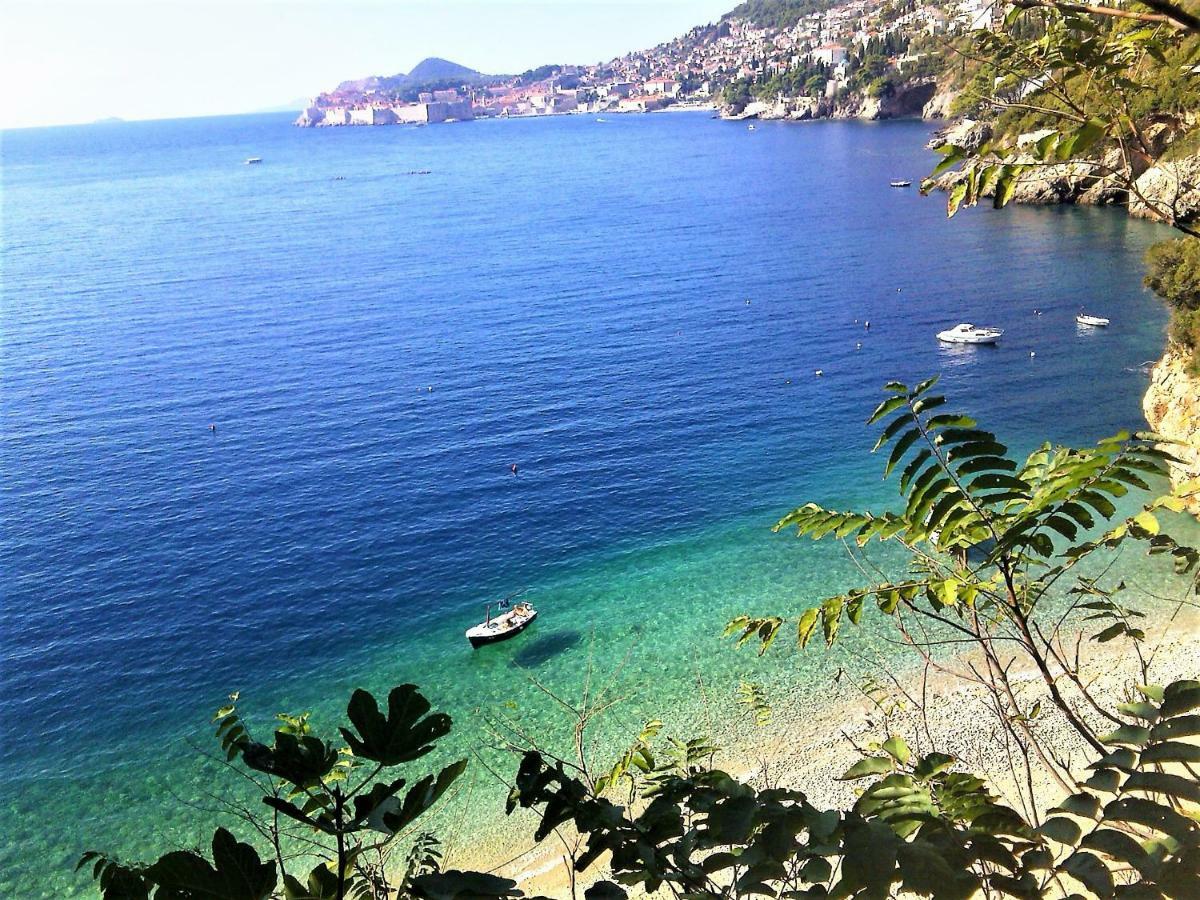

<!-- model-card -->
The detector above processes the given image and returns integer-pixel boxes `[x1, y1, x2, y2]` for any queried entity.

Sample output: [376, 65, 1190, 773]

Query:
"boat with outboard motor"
[466, 596, 537, 648]
[1076, 313, 1110, 327]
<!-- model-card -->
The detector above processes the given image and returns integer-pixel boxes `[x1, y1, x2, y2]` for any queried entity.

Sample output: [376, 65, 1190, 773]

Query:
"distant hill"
[407, 57, 481, 82]
[334, 58, 488, 95]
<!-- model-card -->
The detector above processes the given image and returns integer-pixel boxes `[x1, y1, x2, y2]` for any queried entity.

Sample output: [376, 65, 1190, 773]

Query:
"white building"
[810, 44, 849, 66]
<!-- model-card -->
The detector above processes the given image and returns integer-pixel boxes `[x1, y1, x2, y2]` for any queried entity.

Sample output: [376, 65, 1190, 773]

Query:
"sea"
[0, 110, 1190, 896]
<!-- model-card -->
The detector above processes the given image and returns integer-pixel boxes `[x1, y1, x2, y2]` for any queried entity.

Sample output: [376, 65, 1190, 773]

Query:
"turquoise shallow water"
[0, 111, 1190, 895]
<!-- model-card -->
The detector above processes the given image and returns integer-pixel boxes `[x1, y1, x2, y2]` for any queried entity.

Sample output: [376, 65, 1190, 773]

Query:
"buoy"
[209, 424, 216, 432]
[1030, 351, 1036, 358]
[746, 299, 751, 305]
[785, 379, 792, 384]
[856, 342, 862, 350]
[864, 321, 871, 329]
[427, 386, 432, 392]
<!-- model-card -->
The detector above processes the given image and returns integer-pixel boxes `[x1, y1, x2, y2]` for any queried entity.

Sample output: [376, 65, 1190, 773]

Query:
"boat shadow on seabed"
[509, 629, 583, 668]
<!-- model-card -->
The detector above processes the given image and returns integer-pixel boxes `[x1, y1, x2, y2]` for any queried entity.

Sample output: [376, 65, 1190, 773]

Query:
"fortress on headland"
[296, 92, 475, 127]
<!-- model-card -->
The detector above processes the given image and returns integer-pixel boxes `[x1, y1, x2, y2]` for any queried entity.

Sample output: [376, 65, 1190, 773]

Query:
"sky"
[0, 0, 735, 129]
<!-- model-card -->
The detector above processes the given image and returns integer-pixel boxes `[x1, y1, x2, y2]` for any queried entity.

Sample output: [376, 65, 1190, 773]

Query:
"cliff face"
[1143, 347, 1200, 515]
[726, 78, 943, 122]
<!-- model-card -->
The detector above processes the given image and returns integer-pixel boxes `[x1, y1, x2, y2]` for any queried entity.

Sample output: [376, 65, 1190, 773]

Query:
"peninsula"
[295, 0, 987, 128]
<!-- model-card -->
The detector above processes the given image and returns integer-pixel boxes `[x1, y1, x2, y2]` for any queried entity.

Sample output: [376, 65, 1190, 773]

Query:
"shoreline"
[441, 601, 1200, 897]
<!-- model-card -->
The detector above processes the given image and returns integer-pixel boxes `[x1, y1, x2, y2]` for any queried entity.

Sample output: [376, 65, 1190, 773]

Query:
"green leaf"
[885, 428, 923, 478]
[931, 144, 967, 177]
[913, 752, 955, 782]
[146, 828, 276, 900]
[948, 181, 968, 217]
[1099, 725, 1150, 746]
[1037, 816, 1082, 846]
[1151, 714, 1200, 742]
[1124, 771, 1200, 803]
[1103, 797, 1197, 842]
[1116, 701, 1159, 722]
[838, 756, 893, 780]
[1162, 680, 1200, 717]
[1132, 510, 1160, 535]
[797, 608, 820, 649]
[882, 736, 911, 765]
[873, 415, 915, 453]
[1061, 851, 1115, 898]
[868, 395, 908, 425]
[1052, 793, 1100, 819]
[1080, 828, 1148, 868]
[1140, 741, 1200, 765]
[1071, 119, 1107, 156]
[340, 684, 452, 766]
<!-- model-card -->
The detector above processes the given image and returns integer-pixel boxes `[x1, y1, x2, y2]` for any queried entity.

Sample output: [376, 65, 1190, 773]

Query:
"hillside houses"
[297, 0, 999, 127]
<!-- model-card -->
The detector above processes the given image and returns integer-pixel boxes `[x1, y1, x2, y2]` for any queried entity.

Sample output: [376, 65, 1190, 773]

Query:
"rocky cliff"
[1143, 347, 1200, 514]
[927, 119, 1200, 224]
[725, 77, 941, 122]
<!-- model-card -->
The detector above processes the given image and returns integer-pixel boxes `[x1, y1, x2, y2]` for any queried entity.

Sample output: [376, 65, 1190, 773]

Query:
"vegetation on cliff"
[1146, 239, 1200, 373]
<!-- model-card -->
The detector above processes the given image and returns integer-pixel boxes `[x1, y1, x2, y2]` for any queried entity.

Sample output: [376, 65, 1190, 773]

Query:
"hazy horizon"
[1, 1, 732, 129]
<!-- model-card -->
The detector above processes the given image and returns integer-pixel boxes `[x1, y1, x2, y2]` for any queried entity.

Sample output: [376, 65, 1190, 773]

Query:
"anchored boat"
[1076, 313, 1110, 327]
[937, 323, 1004, 345]
[890, 180, 912, 187]
[466, 598, 537, 648]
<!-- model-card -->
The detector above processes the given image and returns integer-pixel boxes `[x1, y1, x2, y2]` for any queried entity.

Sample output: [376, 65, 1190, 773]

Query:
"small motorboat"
[890, 180, 912, 187]
[466, 599, 537, 648]
[1076, 313, 1110, 327]
[244, 157, 262, 165]
[937, 323, 1003, 345]
[747, 124, 756, 131]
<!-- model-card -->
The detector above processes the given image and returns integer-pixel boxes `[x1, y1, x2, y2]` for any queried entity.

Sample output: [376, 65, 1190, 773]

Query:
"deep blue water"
[0, 111, 1176, 895]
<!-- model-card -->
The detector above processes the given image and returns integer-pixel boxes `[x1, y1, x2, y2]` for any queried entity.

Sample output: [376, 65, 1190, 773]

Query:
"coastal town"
[296, 0, 999, 127]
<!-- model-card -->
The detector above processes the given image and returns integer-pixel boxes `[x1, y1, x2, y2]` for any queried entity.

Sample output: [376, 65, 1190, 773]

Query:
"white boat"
[244, 157, 262, 165]
[890, 180, 912, 188]
[1076, 313, 1110, 327]
[747, 124, 756, 131]
[466, 600, 537, 648]
[937, 323, 1003, 344]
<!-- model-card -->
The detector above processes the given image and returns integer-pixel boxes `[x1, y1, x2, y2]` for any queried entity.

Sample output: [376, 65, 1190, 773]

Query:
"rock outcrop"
[721, 78, 945, 123]
[922, 83, 959, 120]
[844, 79, 938, 120]
[927, 118, 992, 152]
[1143, 347, 1200, 515]
[1129, 156, 1200, 223]
[1007, 160, 1098, 205]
